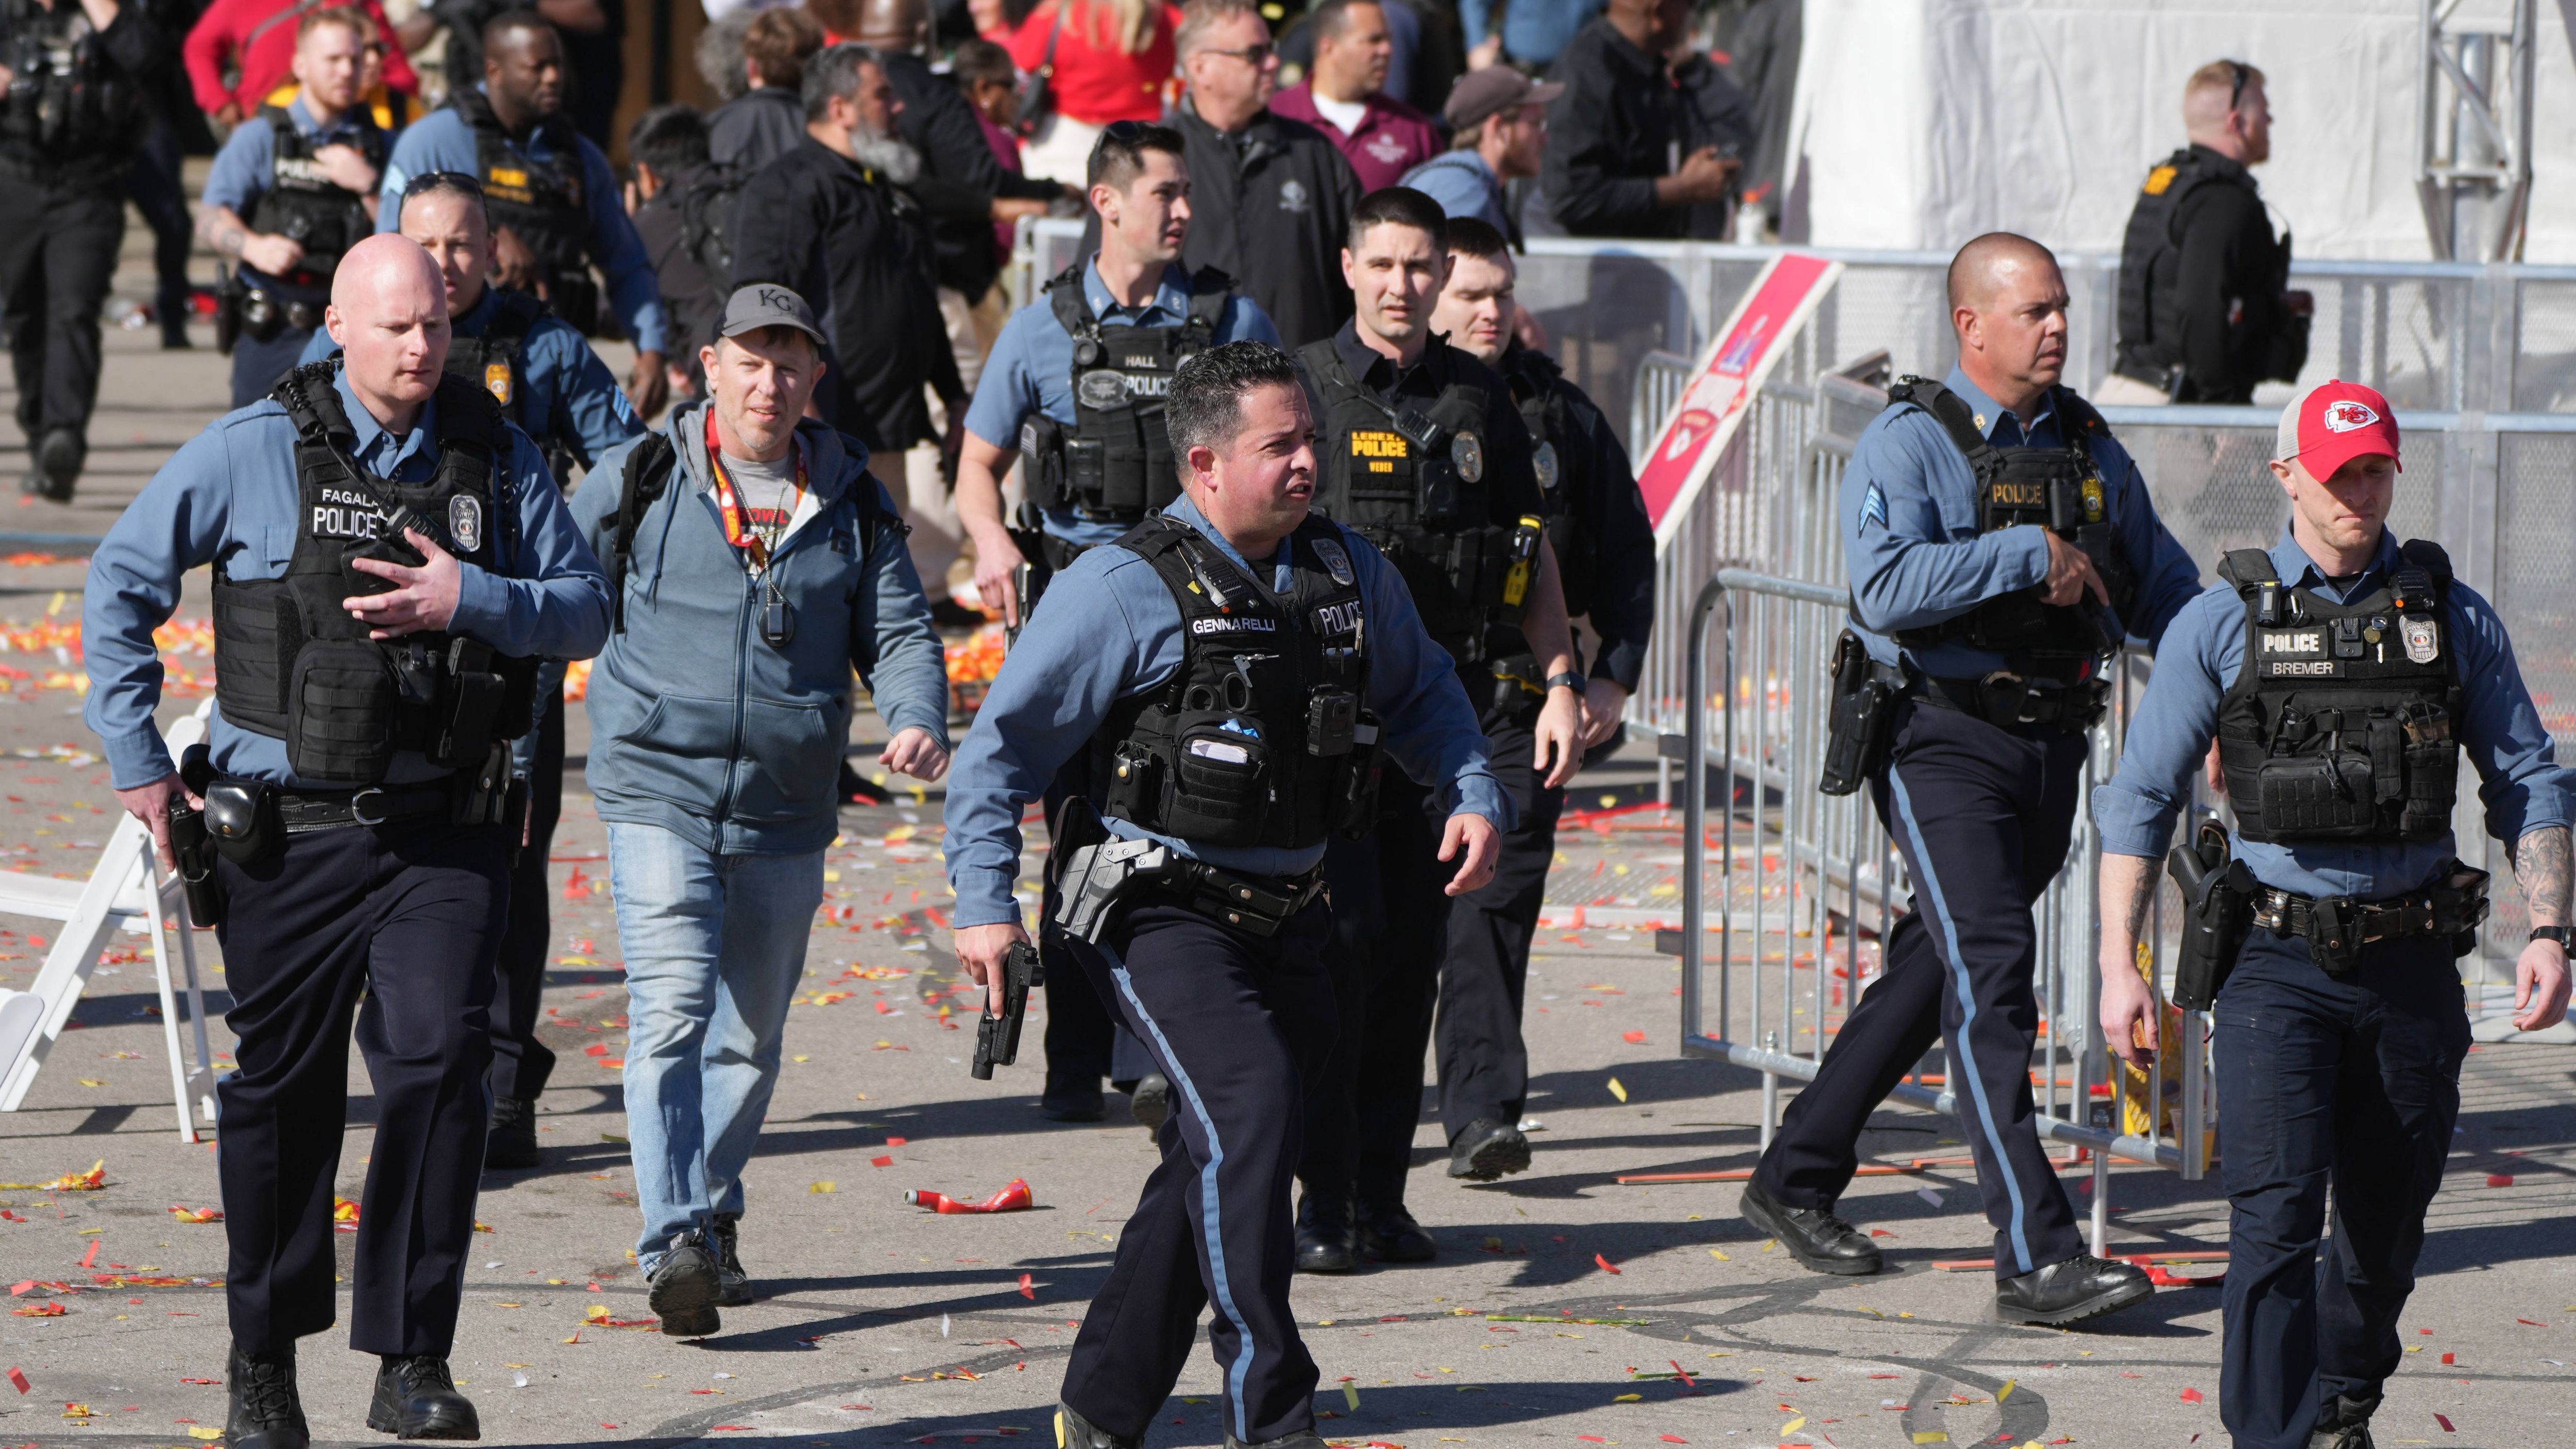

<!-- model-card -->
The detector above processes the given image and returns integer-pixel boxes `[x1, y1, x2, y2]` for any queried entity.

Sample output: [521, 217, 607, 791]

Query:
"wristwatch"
[1545, 672, 1588, 694]
[2531, 926, 2572, 948]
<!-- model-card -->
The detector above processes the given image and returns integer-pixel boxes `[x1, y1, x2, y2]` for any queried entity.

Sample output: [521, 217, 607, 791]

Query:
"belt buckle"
[348, 787, 387, 826]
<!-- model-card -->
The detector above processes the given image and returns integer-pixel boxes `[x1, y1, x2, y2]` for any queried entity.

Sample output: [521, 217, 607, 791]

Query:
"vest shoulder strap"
[1185, 266, 1234, 329]
[2216, 548, 2279, 591]
[481, 288, 549, 354]
[1299, 336, 1360, 397]
[2399, 538, 2453, 592]
[608, 433, 679, 632]
[1044, 261, 1093, 339]
[1885, 376, 1996, 469]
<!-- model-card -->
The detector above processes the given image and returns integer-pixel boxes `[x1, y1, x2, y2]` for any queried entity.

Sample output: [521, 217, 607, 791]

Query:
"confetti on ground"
[2487, 1174, 2515, 1187]
[2179, 1388, 2203, 1403]
[7, 1367, 27, 1393]
[1594, 1253, 1622, 1275]
[76, 1239, 96, 1268]
[168, 1205, 222, 1223]
[1622, 1031, 1647, 1044]
[2434, 1412, 2455, 1432]
[12, 1303, 66, 1317]
[1606, 1078, 1628, 1102]
[0, 1160, 105, 1191]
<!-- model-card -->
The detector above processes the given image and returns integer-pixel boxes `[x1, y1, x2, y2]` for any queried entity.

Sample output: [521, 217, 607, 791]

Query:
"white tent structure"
[1781, 0, 2576, 262]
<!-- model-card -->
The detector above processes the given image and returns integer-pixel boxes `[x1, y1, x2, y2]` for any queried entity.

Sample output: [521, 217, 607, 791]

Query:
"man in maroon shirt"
[1268, 0, 1438, 192]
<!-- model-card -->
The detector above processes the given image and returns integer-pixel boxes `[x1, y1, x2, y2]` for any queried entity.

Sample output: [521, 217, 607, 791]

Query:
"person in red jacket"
[185, 0, 422, 125]
[1007, 0, 1179, 183]
[1268, 0, 1438, 192]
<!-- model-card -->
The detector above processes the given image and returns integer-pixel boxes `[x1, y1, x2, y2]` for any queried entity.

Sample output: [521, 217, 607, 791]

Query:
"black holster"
[166, 793, 225, 929]
[1820, 630, 1902, 796]
[2165, 821, 2252, 1010]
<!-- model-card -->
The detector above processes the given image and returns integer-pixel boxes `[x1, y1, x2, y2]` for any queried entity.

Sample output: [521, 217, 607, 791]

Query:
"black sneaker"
[33, 429, 80, 503]
[1293, 1189, 1357, 1274]
[711, 1214, 753, 1305]
[1356, 1201, 1435, 1263]
[225, 1341, 310, 1449]
[2308, 1393, 2380, 1449]
[1129, 1072, 1172, 1132]
[1041, 1077, 1106, 1122]
[1993, 1253, 2154, 1326]
[484, 1096, 539, 1170]
[1738, 1176, 1882, 1276]
[365, 1354, 478, 1440]
[1446, 1119, 1532, 1180]
[1055, 1402, 1142, 1449]
[647, 1231, 724, 1337]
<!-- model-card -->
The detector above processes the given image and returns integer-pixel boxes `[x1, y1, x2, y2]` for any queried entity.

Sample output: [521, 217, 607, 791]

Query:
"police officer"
[2105, 59, 2311, 406]
[1735, 233, 2203, 1326]
[954, 120, 1281, 1126]
[2094, 381, 2574, 1449]
[380, 10, 671, 419]
[1292, 185, 1586, 1268]
[0, 0, 171, 502]
[84, 235, 610, 1449]
[944, 340, 1507, 1449]
[1340, 214, 1648, 1250]
[199, 8, 384, 408]
[303, 168, 646, 1169]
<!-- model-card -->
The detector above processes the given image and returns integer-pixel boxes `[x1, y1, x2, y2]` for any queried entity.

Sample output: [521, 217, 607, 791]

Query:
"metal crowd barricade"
[1662, 569, 2209, 1255]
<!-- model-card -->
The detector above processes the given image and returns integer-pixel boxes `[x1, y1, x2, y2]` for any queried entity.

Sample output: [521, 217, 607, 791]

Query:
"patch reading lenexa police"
[1350, 430, 1406, 474]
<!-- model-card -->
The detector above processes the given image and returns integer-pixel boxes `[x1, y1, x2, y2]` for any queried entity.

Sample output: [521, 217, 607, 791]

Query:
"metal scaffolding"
[2417, 0, 2539, 262]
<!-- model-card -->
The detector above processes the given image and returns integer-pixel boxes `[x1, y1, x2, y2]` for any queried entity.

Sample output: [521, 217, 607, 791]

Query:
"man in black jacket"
[708, 4, 822, 172]
[1540, 0, 1735, 240]
[730, 42, 961, 483]
[1169, 0, 1362, 349]
[2107, 59, 2311, 405]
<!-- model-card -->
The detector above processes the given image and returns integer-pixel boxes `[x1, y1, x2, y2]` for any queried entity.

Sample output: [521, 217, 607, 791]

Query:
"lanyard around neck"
[704, 410, 806, 571]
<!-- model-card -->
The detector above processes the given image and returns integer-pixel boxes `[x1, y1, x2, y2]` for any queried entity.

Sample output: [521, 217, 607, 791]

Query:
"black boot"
[33, 429, 80, 503]
[225, 1342, 309, 1449]
[1225, 1432, 1328, 1449]
[1992, 1254, 2153, 1326]
[1356, 1200, 1435, 1263]
[1738, 1177, 1882, 1276]
[1446, 1119, 1532, 1180]
[1294, 1189, 1358, 1273]
[2308, 1393, 2380, 1449]
[366, 1355, 479, 1440]
[484, 1096, 539, 1170]
[1056, 1402, 1141, 1449]
[647, 1230, 724, 1337]
[1041, 1075, 1106, 1122]
[1128, 1072, 1172, 1131]
[711, 1214, 754, 1305]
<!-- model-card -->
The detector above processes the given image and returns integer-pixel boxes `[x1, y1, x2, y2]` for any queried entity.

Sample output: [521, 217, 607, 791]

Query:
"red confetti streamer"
[76, 1240, 96, 1269]
[2518, 1319, 2550, 1326]
[888, 1136, 909, 1146]
[8, 1366, 28, 1393]
[1018, 1273, 1035, 1299]
[872, 1155, 895, 1168]
[1594, 1253, 1622, 1274]
[1660, 1438, 1688, 1445]
[2180, 1387, 2203, 1403]
[2486, 1174, 2515, 1187]
[2440, 1353, 2454, 1365]
[2435, 1413, 2455, 1433]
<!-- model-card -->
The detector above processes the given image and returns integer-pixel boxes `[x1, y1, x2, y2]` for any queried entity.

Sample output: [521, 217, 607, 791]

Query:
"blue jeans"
[606, 821, 824, 1269]
[2212, 925, 2469, 1449]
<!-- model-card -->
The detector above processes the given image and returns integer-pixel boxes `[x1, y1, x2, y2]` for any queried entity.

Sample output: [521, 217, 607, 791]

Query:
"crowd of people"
[57, 5, 2409, 1449]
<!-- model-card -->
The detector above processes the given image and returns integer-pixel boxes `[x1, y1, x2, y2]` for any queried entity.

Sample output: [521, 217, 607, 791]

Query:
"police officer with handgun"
[1737, 233, 2203, 1326]
[2094, 380, 2573, 1449]
[1293, 186, 1585, 1267]
[85, 234, 609, 1449]
[944, 340, 1507, 1449]
[953, 121, 1279, 1125]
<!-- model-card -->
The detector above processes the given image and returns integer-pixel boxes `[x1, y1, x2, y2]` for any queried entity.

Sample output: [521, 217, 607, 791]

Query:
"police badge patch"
[2402, 614, 2438, 664]
[484, 361, 513, 407]
[449, 493, 484, 555]
[1532, 440, 1560, 490]
[1311, 535, 1356, 587]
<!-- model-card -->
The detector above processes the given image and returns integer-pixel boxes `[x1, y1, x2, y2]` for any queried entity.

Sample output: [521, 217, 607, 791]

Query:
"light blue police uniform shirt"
[1843, 367, 2204, 676]
[2093, 527, 2575, 901]
[83, 367, 613, 792]
[962, 257, 1280, 550]
[300, 284, 643, 471]
[201, 96, 379, 298]
[377, 98, 669, 356]
[942, 493, 1510, 928]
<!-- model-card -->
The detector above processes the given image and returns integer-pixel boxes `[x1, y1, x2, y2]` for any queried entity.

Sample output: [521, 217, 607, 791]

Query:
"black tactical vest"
[1499, 343, 1593, 619]
[1299, 337, 1530, 655]
[211, 362, 538, 786]
[2215, 541, 2461, 845]
[455, 88, 600, 335]
[1884, 377, 2132, 668]
[2114, 147, 2281, 380]
[246, 106, 385, 299]
[0, 0, 143, 177]
[1091, 514, 1378, 850]
[1023, 263, 1231, 522]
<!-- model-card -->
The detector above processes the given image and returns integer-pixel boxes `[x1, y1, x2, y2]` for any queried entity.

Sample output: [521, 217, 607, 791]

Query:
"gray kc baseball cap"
[719, 284, 827, 347]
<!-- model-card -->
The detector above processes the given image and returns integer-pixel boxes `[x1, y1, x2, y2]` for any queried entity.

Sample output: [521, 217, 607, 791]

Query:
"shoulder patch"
[2143, 165, 2178, 196]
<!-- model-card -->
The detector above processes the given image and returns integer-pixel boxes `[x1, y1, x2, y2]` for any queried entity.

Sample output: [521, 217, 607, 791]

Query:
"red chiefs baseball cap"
[2276, 380, 2402, 478]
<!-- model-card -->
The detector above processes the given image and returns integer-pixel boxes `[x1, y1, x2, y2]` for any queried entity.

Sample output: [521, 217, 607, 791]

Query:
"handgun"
[970, 941, 1039, 1079]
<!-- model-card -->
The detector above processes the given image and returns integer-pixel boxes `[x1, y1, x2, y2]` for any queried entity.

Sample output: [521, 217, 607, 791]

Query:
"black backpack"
[674, 164, 752, 298]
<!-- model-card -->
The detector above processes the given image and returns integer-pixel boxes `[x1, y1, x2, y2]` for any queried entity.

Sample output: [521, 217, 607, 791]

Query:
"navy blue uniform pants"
[2213, 926, 2468, 1449]
[213, 819, 510, 1357]
[1435, 713, 1563, 1143]
[124, 119, 194, 340]
[1751, 701, 2089, 1278]
[0, 177, 122, 449]
[489, 691, 566, 1102]
[1062, 900, 1336, 1444]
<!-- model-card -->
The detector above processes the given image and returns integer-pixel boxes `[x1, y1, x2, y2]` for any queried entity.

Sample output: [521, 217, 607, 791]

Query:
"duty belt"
[242, 287, 326, 335]
[1054, 836, 1326, 943]
[1908, 668, 2109, 731]
[2250, 871, 2490, 974]
[277, 781, 456, 833]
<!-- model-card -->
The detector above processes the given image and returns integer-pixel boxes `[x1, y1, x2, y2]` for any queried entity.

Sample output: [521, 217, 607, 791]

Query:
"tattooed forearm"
[2512, 825, 2571, 929]
[2098, 851, 2159, 965]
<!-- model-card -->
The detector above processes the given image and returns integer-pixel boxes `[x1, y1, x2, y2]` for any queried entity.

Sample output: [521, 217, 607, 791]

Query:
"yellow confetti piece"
[76, 1079, 105, 1087]
[1913, 1436, 1949, 1445]
[1781, 1418, 1804, 1435]
[1343, 1384, 1360, 1410]
[188, 1429, 225, 1440]
[811, 1181, 836, 1194]
[1761, 1239, 1776, 1252]
[824, 871, 842, 882]
[1615, 1393, 1641, 1402]
[1997, 1379, 2014, 1401]
[1707, 1249, 1729, 1260]
[1607, 1077, 1628, 1102]
[1056, 1411, 1067, 1449]
[792, 1055, 810, 1063]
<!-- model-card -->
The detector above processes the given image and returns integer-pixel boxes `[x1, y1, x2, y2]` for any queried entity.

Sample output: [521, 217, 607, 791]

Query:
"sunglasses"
[401, 170, 485, 198]
[1202, 41, 1275, 66]
[2226, 59, 2253, 111]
